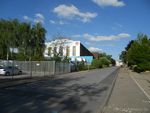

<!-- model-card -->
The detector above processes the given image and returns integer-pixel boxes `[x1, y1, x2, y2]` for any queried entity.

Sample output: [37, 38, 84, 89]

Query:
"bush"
[89, 65, 96, 70]
[77, 61, 88, 71]
[92, 59, 102, 68]
[138, 62, 150, 71]
[92, 57, 111, 69]
[133, 66, 143, 73]
[133, 62, 150, 72]
[99, 57, 110, 67]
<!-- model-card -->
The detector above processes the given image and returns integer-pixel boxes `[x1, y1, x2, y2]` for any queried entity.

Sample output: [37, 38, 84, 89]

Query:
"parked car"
[0, 66, 22, 76]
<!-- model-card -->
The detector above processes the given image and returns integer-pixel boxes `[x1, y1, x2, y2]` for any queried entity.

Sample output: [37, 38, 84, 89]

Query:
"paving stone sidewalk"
[103, 68, 150, 113]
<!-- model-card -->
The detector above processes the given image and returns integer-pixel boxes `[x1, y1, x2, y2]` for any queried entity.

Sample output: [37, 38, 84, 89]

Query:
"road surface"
[0, 67, 118, 113]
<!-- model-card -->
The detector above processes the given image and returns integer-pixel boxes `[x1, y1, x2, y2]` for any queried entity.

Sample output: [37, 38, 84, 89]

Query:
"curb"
[99, 68, 120, 113]
[70, 67, 116, 75]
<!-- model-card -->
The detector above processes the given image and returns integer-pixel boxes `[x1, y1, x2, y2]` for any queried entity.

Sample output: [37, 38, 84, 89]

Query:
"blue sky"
[0, 0, 150, 60]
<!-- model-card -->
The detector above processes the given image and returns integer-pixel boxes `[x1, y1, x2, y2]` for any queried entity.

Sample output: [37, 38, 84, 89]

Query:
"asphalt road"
[0, 67, 119, 113]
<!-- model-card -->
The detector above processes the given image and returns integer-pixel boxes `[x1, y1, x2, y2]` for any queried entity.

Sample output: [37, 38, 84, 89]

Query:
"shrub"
[138, 62, 150, 71]
[77, 61, 88, 71]
[92, 59, 102, 68]
[133, 66, 143, 73]
[99, 57, 111, 67]
[92, 57, 111, 69]
[133, 62, 150, 73]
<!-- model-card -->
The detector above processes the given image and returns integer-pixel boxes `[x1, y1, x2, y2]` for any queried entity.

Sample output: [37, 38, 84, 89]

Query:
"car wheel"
[5, 72, 10, 76]
[18, 71, 22, 75]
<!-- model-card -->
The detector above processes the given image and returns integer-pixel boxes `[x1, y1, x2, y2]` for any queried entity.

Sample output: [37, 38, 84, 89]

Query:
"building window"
[48, 47, 52, 56]
[73, 46, 76, 56]
[59, 46, 63, 56]
[66, 46, 70, 56]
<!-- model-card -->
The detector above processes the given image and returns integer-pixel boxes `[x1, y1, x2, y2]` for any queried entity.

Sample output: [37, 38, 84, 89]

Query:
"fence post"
[30, 61, 32, 78]
[43, 61, 46, 77]
[69, 63, 71, 73]
[53, 61, 55, 76]
[12, 60, 14, 79]
[48, 61, 50, 76]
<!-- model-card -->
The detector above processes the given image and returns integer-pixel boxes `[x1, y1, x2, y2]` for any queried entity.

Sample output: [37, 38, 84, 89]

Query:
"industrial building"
[44, 39, 94, 63]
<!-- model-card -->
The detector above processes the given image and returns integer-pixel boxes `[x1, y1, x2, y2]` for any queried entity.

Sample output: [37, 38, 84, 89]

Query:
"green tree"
[17, 22, 31, 60]
[120, 51, 127, 63]
[0, 19, 46, 61]
[92, 59, 102, 68]
[99, 57, 111, 67]
[92, 57, 111, 68]
[121, 33, 150, 72]
[120, 40, 135, 64]
[30, 23, 46, 60]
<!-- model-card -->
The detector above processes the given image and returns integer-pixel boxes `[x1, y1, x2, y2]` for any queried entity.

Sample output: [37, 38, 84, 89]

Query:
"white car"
[0, 66, 22, 76]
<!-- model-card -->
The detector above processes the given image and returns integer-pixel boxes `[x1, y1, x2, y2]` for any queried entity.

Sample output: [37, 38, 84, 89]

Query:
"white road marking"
[130, 74, 150, 103]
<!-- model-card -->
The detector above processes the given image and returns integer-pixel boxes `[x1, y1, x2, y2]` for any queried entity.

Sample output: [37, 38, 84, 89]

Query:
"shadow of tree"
[0, 71, 116, 113]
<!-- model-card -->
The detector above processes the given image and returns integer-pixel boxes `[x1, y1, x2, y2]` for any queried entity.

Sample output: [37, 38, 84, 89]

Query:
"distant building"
[116, 60, 123, 67]
[44, 39, 94, 63]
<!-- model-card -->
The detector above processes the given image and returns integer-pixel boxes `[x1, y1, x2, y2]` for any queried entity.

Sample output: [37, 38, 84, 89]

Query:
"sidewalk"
[103, 68, 150, 113]
[130, 71, 150, 99]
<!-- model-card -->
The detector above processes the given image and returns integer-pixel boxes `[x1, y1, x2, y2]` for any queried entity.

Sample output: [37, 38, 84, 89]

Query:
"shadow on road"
[0, 71, 116, 113]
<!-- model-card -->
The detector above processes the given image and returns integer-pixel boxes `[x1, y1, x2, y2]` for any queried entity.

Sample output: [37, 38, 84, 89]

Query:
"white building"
[116, 60, 123, 67]
[44, 39, 93, 63]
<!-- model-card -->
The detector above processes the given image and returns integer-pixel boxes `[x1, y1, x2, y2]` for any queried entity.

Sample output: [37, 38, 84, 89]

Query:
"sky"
[0, 0, 150, 60]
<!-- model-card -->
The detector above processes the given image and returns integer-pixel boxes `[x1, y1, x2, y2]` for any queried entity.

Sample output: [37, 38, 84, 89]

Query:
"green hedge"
[92, 57, 111, 68]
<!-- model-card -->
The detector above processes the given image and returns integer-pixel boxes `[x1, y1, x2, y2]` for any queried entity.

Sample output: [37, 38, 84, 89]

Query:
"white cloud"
[59, 20, 65, 25]
[99, 44, 115, 47]
[85, 42, 91, 45]
[116, 23, 123, 28]
[84, 33, 130, 41]
[23, 15, 32, 21]
[92, 0, 125, 7]
[73, 33, 130, 41]
[23, 16, 30, 20]
[53, 4, 97, 23]
[34, 13, 45, 24]
[35, 13, 44, 19]
[85, 41, 115, 47]
[88, 47, 102, 53]
[72, 34, 81, 38]
[23, 13, 45, 24]
[112, 23, 123, 30]
[49, 20, 56, 24]
[49, 19, 66, 25]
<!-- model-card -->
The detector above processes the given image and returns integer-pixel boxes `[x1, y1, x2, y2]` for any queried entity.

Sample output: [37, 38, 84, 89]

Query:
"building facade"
[44, 39, 93, 63]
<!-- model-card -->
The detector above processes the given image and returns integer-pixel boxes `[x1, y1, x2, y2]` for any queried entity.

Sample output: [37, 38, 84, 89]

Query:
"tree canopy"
[120, 33, 150, 72]
[91, 52, 115, 68]
[0, 19, 46, 61]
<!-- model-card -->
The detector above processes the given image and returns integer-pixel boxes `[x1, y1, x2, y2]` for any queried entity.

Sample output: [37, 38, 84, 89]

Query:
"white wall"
[44, 40, 81, 57]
